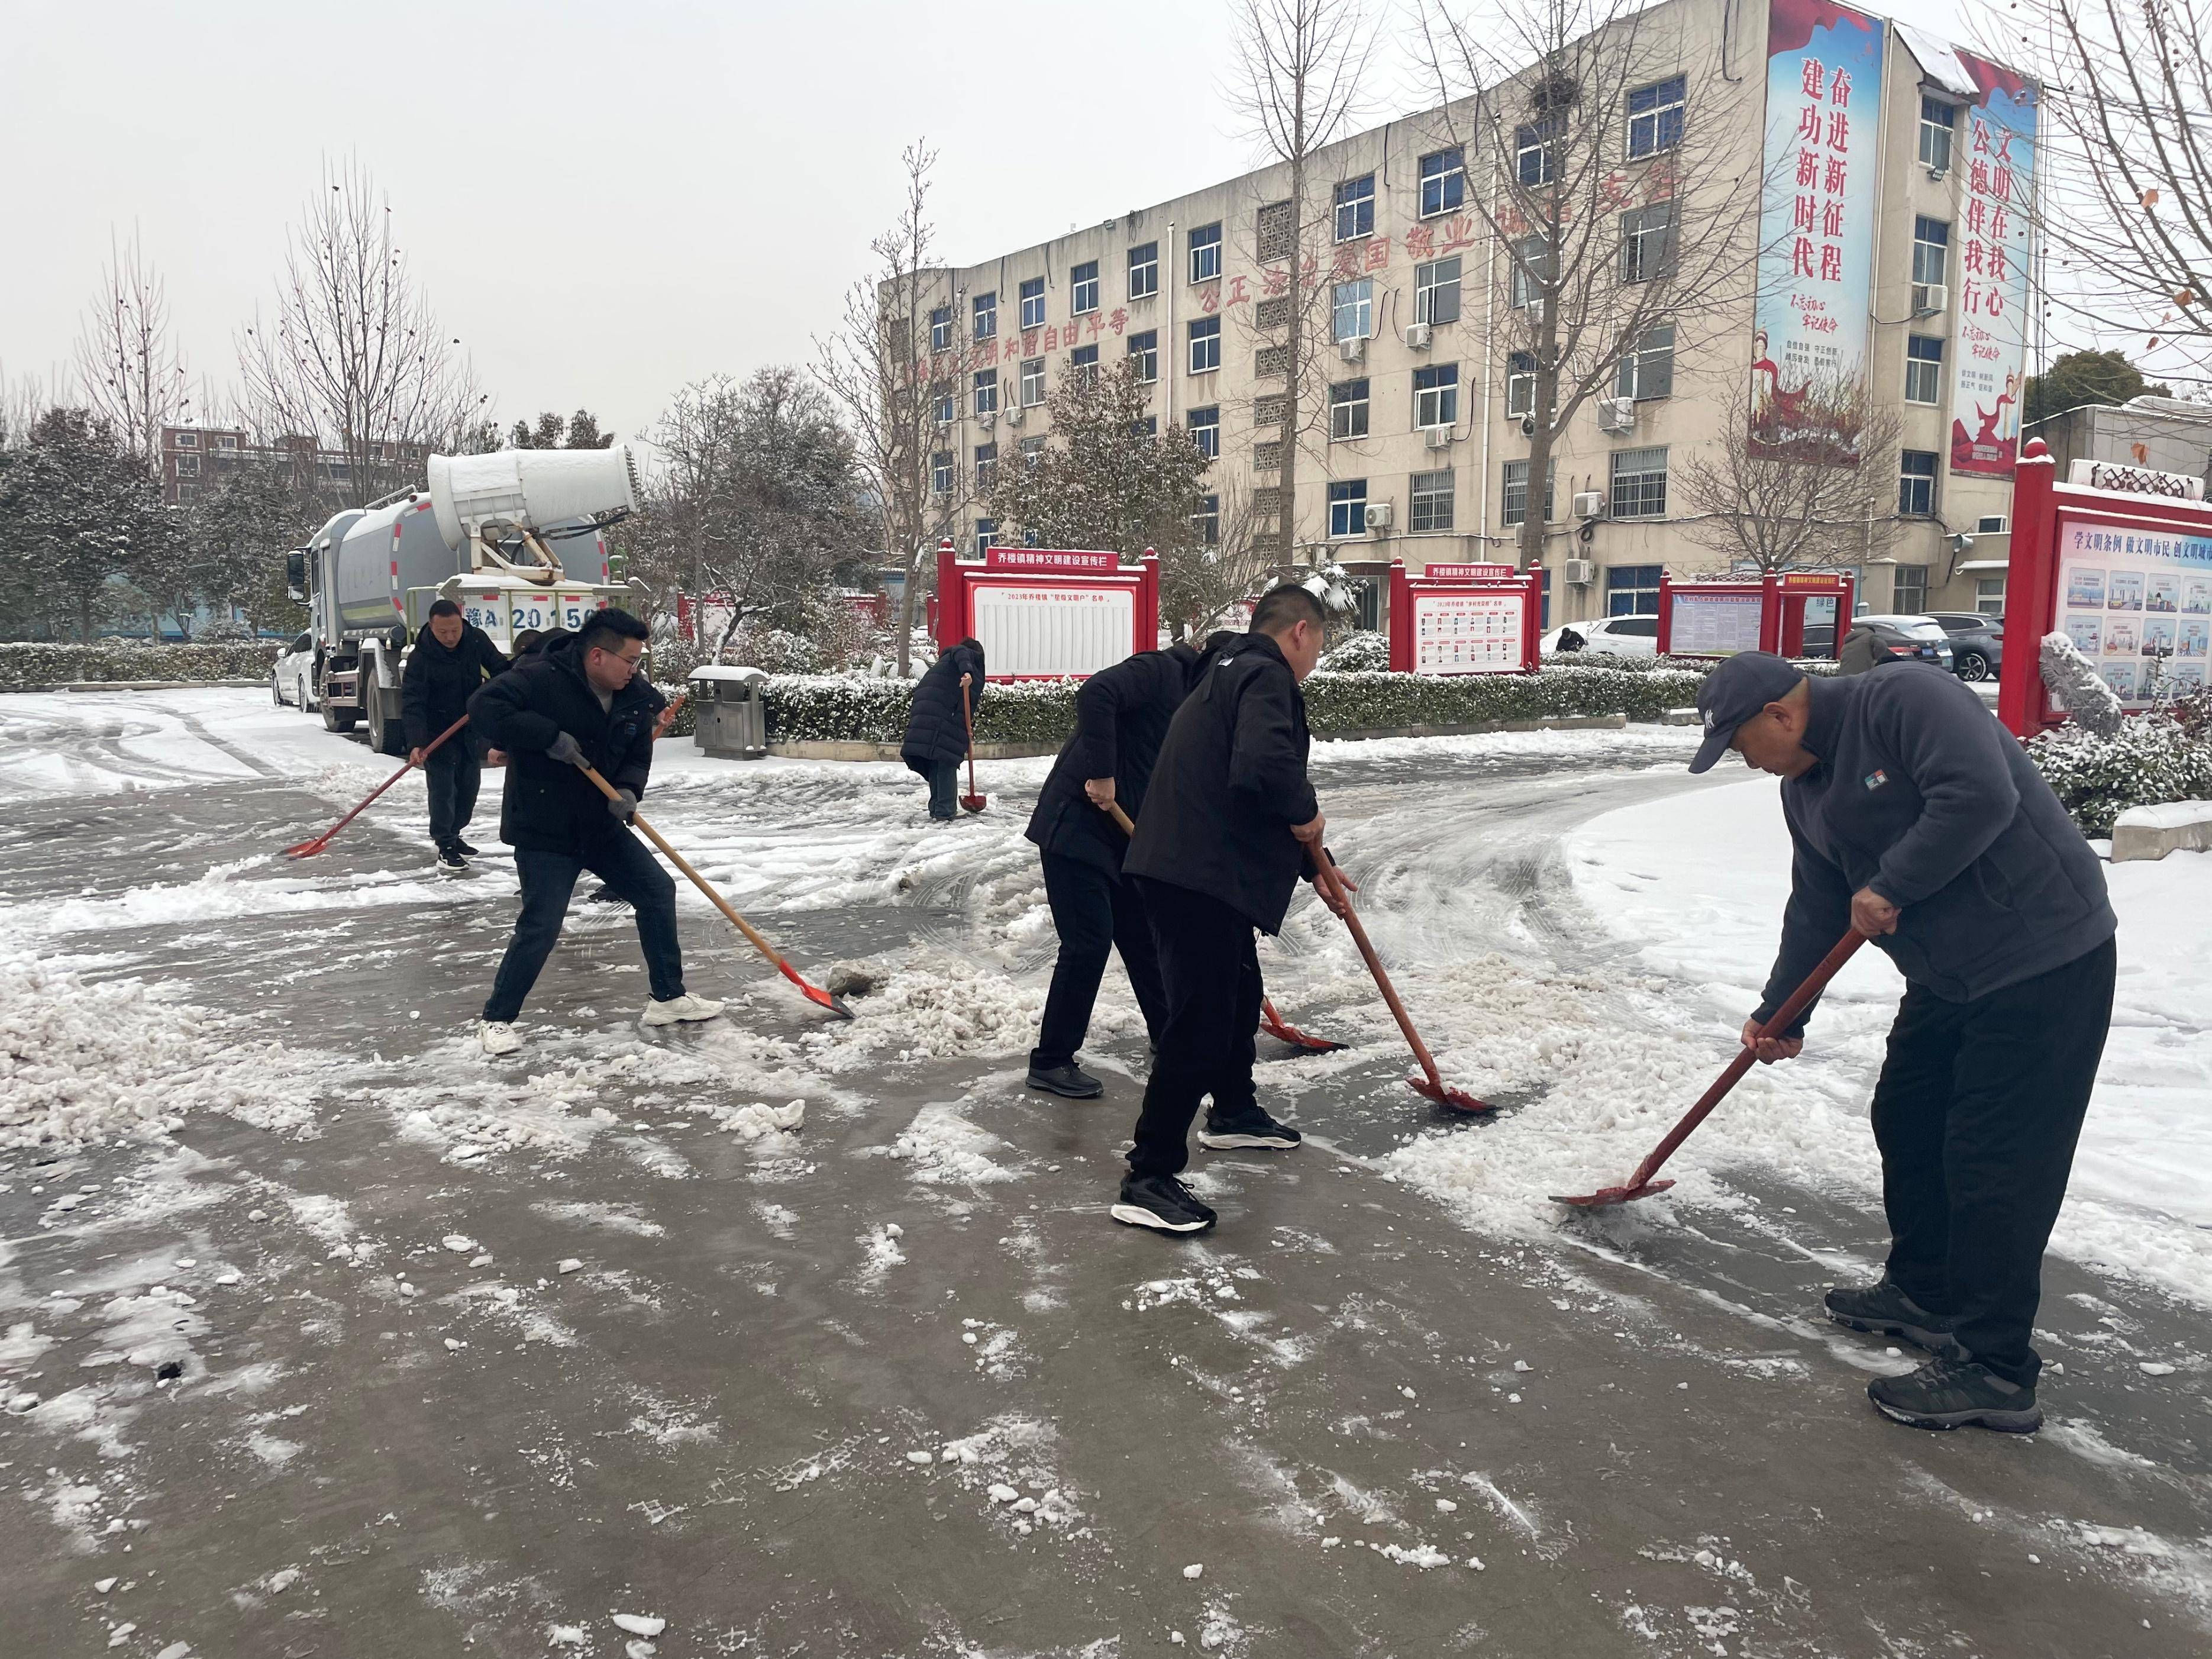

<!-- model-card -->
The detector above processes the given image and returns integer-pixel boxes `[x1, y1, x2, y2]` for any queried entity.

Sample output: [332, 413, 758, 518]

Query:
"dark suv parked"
[1928, 612, 2004, 682]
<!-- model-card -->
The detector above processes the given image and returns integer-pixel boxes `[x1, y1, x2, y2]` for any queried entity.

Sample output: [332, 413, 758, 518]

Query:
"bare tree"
[236, 159, 485, 508]
[814, 142, 971, 676]
[73, 230, 193, 464]
[1416, 0, 1764, 570]
[1673, 372, 1903, 572]
[1226, 0, 1377, 561]
[2003, 0, 2212, 379]
[0, 363, 54, 451]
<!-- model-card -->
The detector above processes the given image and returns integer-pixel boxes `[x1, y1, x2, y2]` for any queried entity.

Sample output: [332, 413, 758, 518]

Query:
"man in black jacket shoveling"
[1113, 586, 1348, 1234]
[1695, 651, 2117, 1432]
[402, 599, 509, 873]
[900, 638, 987, 821]
[467, 609, 724, 1057]
[1022, 631, 1235, 1098]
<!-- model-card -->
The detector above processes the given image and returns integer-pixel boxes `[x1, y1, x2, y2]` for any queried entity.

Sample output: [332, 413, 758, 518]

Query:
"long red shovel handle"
[958, 680, 986, 812]
[285, 713, 469, 857]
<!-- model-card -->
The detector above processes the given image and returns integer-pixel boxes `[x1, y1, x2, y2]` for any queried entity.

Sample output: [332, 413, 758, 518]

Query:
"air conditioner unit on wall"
[1007, 406, 1025, 425]
[1339, 336, 1365, 364]
[1404, 322, 1432, 350]
[1564, 559, 1596, 585]
[1597, 396, 1635, 434]
[1425, 427, 1455, 450]
[1364, 502, 1393, 530]
[1572, 490, 1606, 519]
[1911, 283, 1947, 317]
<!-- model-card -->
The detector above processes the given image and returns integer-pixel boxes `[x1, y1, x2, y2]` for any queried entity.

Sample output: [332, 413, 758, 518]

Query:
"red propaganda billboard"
[934, 541, 1160, 680]
[1387, 560, 1542, 676]
[1655, 570, 1854, 659]
[1946, 50, 2037, 477]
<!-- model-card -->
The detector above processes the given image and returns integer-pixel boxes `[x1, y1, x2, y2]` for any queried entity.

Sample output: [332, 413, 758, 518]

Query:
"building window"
[1911, 218, 1949, 287]
[1131, 415, 1158, 438]
[1515, 118, 1559, 186]
[934, 387, 955, 425]
[1419, 148, 1464, 217]
[1975, 575, 2006, 615]
[1332, 277, 1373, 342]
[1511, 233, 1551, 308]
[1021, 357, 1045, 406]
[173, 430, 198, 448]
[1071, 259, 1100, 314]
[1502, 459, 1554, 527]
[1410, 469, 1454, 532]
[1253, 393, 1285, 428]
[1627, 75, 1686, 159]
[1905, 335, 1944, 405]
[972, 292, 996, 340]
[931, 451, 954, 495]
[1330, 378, 1370, 440]
[1020, 435, 1046, 467]
[1188, 316, 1221, 375]
[215, 434, 237, 450]
[1616, 324, 1675, 401]
[1255, 344, 1289, 377]
[1607, 563, 1663, 616]
[174, 453, 200, 476]
[1506, 353, 1537, 418]
[1919, 96, 1957, 172]
[974, 442, 997, 489]
[1620, 203, 1676, 284]
[1254, 440, 1284, 472]
[1893, 563, 1929, 613]
[1128, 241, 1158, 300]
[975, 519, 997, 557]
[1414, 256, 1461, 325]
[1328, 479, 1368, 538]
[1610, 447, 1669, 518]
[973, 371, 997, 417]
[1194, 493, 1220, 546]
[1898, 450, 1938, 517]
[1334, 173, 1375, 240]
[1190, 221, 1222, 283]
[1188, 406, 1219, 458]
[1255, 295, 1290, 330]
[1071, 343, 1099, 382]
[1128, 330, 1158, 382]
[1019, 277, 1045, 329]
[1413, 363, 1458, 429]
[1257, 199, 1294, 262]
[929, 306, 953, 351]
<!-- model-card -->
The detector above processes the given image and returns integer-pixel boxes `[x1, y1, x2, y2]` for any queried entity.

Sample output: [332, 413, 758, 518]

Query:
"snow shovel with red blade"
[1552, 928, 1866, 1209]
[284, 714, 469, 858]
[573, 760, 854, 1020]
[1100, 801, 1346, 1054]
[958, 681, 987, 814]
[1309, 847, 1491, 1115]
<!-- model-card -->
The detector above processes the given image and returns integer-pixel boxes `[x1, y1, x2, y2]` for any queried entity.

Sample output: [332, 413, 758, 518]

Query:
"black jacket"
[1125, 632, 1319, 933]
[1759, 665, 2116, 1033]
[466, 631, 667, 855]
[1026, 640, 1216, 875]
[401, 622, 509, 750]
[900, 641, 987, 773]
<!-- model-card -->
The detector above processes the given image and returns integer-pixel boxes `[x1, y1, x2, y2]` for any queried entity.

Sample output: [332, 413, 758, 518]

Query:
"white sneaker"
[479, 1021, 522, 1057]
[642, 993, 725, 1027]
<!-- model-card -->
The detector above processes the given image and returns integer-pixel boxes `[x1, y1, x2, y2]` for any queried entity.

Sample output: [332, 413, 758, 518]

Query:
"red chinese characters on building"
[1959, 120, 2017, 322]
[1787, 57, 1853, 293]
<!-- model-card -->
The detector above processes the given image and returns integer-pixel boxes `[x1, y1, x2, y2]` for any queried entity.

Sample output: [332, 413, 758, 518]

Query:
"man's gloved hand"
[607, 787, 640, 822]
[547, 732, 587, 769]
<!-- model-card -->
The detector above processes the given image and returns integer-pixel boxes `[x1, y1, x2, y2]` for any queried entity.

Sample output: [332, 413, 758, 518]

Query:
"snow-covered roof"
[1895, 24, 1980, 100]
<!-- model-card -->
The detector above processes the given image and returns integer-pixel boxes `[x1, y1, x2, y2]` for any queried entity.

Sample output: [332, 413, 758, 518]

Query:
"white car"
[272, 632, 317, 709]
[1542, 614, 1659, 657]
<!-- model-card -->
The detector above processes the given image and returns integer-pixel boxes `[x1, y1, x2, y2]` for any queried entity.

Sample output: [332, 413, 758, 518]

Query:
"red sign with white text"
[985, 547, 1118, 573]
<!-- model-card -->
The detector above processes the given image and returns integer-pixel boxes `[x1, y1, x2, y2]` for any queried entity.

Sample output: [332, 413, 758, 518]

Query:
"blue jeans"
[483, 833, 685, 1022]
[927, 760, 960, 819]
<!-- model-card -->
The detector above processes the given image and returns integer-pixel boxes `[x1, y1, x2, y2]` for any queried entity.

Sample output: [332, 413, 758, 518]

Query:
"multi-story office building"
[157, 425, 429, 508]
[910, 0, 2032, 633]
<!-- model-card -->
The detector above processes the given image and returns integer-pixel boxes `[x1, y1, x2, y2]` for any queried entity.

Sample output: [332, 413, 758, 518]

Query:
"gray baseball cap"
[1689, 652, 1807, 773]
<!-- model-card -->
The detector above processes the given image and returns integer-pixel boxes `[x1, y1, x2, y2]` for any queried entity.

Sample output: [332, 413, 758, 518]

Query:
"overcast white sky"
[5, 0, 1994, 444]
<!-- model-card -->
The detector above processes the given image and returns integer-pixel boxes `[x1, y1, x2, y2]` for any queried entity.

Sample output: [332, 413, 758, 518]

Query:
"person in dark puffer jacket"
[401, 599, 509, 870]
[900, 637, 987, 820]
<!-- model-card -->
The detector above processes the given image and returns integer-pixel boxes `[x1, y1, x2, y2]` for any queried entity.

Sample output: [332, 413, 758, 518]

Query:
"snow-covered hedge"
[1320, 631, 1391, 672]
[0, 640, 282, 691]
[1538, 651, 1839, 678]
[2027, 692, 2212, 837]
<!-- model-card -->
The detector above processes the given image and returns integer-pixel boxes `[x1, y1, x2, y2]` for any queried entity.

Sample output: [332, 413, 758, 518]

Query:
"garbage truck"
[285, 446, 644, 755]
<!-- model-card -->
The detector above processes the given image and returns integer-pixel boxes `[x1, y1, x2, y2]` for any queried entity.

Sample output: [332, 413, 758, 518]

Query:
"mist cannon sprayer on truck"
[285, 445, 645, 754]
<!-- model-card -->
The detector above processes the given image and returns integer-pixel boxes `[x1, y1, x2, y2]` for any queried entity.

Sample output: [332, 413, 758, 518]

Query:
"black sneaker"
[1026, 1062, 1103, 1099]
[1825, 1279, 1961, 1357]
[1109, 1174, 1217, 1234]
[454, 838, 480, 856]
[1198, 1106, 1301, 1151]
[586, 885, 631, 907]
[1867, 1357, 2041, 1433]
[435, 844, 469, 874]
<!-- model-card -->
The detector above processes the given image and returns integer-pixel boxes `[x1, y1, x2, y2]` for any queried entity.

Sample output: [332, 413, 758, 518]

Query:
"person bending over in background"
[900, 637, 987, 822]
[402, 598, 509, 873]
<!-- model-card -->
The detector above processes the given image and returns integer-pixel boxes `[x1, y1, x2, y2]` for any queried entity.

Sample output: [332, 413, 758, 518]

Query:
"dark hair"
[511, 628, 544, 657]
[427, 598, 463, 620]
[1251, 584, 1326, 637]
[579, 608, 650, 657]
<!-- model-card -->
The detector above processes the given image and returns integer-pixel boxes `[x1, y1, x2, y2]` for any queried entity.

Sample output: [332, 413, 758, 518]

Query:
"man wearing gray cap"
[1690, 651, 2116, 1432]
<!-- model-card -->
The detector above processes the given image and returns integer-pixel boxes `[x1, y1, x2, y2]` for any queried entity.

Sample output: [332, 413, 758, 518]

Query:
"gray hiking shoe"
[1868, 1356, 2042, 1433]
[1825, 1279, 1961, 1357]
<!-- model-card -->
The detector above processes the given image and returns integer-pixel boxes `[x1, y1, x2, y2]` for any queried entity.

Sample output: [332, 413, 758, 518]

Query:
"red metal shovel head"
[960, 794, 987, 814]
[1551, 1177, 1676, 1209]
[779, 962, 855, 1021]
[1407, 1075, 1495, 1115]
[1258, 1009, 1346, 1054]
[282, 835, 333, 859]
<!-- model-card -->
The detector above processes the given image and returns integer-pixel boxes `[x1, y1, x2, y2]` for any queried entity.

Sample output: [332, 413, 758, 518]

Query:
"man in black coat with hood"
[402, 599, 509, 872]
[900, 637, 986, 821]
[1114, 585, 1345, 1234]
[1022, 631, 1236, 1099]
[466, 609, 724, 1057]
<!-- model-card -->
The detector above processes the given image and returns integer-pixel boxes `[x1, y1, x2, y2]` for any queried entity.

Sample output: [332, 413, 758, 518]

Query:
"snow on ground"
[1539, 772, 2212, 1307]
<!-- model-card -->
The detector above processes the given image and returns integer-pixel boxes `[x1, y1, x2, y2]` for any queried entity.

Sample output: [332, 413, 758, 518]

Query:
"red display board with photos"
[933, 540, 1161, 680]
[1387, 560, 1543, 676]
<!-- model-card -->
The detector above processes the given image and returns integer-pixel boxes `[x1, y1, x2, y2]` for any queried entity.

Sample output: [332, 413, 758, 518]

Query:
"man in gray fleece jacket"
[1691, 652, 2117, 1434]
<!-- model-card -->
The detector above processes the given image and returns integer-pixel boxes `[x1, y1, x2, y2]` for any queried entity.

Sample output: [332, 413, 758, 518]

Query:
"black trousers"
[482, 834, 686, 1023]
[1127, 877, 1264, 1178]
[926, 760, 959, 819]
[1030, 851, 1169, 1070]
[1869, 935, 2116, 1388]
[424, 744, 480, 849]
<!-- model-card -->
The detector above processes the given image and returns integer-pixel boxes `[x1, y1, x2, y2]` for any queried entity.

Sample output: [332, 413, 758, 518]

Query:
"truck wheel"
[366, 680, 407, 757]
[319, 673, 358, 732]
